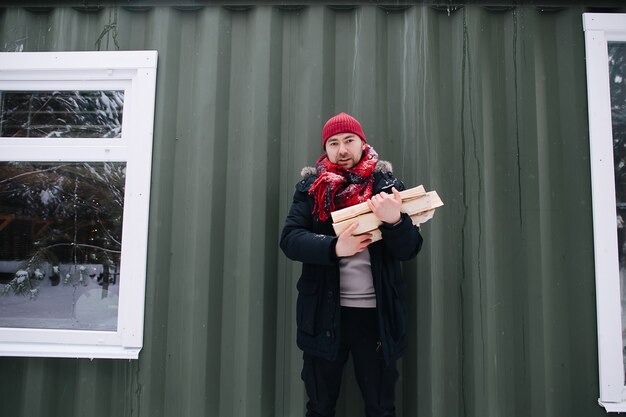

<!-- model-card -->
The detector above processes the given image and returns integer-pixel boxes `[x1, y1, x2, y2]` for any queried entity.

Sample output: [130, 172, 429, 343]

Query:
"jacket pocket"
[296, 277, 319, 336]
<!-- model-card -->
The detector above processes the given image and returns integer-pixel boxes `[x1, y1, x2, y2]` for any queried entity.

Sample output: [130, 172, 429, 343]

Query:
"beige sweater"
[339, 250, 376, 308]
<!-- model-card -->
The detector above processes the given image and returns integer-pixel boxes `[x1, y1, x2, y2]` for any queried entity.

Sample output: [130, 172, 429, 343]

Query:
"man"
[280, 112, 423, 417]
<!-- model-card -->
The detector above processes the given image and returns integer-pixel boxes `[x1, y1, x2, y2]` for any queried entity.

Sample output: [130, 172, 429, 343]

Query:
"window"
[0, 51, 157, 359]
[584, 13, 626, 411]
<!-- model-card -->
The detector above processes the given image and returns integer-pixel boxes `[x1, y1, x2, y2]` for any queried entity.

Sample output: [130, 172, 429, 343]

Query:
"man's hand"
[335, 222, 372, 257]
[367, 187, 402, 224]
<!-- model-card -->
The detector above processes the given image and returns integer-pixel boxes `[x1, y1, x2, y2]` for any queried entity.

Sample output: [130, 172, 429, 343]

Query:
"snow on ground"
[0, 275, 119, 331]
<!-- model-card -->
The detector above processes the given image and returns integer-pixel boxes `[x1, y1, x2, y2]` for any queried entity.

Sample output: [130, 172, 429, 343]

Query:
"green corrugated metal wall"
[0, 3, 620, 416]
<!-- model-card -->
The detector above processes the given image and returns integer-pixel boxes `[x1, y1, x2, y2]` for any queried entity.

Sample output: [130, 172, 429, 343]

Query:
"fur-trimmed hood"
[300, 160, 393, 178]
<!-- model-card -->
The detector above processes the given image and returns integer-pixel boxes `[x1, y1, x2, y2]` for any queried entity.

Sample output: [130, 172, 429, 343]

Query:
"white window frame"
[584, 13, 626, 412]
[0, 51, 157, 359]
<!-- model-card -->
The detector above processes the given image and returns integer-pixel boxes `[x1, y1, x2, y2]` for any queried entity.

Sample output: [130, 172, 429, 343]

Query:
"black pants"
[302, 307, 399, 417]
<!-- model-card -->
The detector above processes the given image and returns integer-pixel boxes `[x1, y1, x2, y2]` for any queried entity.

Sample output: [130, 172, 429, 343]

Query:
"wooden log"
[332, 191, 443, 236]
[411, 208, 436, 225]
[330, 185, 426, 223]
[365, 210, 437, 243]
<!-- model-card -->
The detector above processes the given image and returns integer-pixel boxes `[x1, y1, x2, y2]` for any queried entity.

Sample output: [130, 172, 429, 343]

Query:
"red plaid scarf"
[308, 145, 378, 222]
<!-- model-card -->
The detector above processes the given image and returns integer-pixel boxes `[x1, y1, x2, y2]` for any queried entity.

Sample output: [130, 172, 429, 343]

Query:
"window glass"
[0, 91, 124, 138]
[0, 161, 125, 331]
[610, 42, 626, 381]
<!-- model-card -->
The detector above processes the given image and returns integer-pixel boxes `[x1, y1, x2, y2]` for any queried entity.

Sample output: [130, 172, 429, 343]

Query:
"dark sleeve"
[279, 188, 339, 266]
[379, 212, 423, 261]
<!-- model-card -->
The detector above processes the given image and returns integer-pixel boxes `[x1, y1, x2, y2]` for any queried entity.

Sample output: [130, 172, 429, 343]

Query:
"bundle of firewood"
[331, 185, 443, 242]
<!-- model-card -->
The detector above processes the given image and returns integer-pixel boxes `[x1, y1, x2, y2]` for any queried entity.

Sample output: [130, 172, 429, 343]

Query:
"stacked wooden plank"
[331, 185, 443, 242]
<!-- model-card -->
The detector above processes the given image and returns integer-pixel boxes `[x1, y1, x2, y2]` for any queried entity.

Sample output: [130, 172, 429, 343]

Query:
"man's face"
[325, 133, 365, 169]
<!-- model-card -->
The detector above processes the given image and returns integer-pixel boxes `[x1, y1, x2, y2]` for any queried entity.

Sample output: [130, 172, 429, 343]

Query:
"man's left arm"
[368, 186, 423, 261]
[379, 214, 423, 261]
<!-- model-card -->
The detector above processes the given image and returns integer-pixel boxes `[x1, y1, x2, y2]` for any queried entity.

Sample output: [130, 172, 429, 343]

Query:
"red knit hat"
[321, 112, 367, 148]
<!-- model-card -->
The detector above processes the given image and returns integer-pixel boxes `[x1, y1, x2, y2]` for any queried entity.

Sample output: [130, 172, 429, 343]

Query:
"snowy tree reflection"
[0, 162, 125, 299]
[0, 90, 123, 138]
[609, 42, 626, 383]
[611, 44, 626, 268]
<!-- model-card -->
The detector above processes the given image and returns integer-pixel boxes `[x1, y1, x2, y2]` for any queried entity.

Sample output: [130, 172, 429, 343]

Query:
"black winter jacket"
[279, 161, 423, 363]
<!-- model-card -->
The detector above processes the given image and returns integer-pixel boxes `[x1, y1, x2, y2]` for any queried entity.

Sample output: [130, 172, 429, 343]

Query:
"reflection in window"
[0, 162, 126, 331]
[0, 91, 124, 138]
[609, 42, 626, 381]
